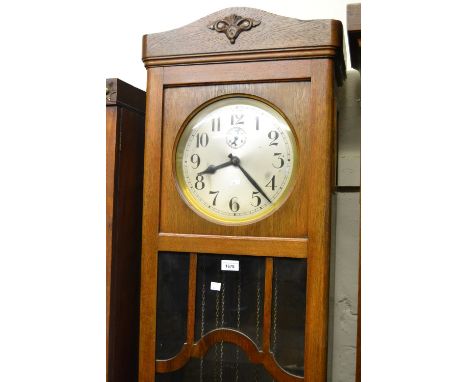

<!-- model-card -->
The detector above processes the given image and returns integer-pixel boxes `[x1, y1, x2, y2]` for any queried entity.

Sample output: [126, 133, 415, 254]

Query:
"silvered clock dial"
[175, 95, 298, 225]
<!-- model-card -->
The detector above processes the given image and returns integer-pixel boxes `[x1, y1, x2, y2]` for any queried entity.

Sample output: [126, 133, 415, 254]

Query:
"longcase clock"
[138, 8, 345, 382]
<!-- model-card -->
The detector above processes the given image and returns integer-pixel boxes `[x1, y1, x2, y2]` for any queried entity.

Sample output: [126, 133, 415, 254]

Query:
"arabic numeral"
[195, 175, 205, 190]
[273, 153, 284, 168]
[268, 130, 279, 146]
[196, 133, 209, 148]
[190, 154, 201, 169]
[229, 197, 240, 212]
[211, 117, 220, 132]
[231, 114, 244, 125]
[251, 191, 261, 207]
[209, 191, 219, 206]
[265, 175, 276, 191]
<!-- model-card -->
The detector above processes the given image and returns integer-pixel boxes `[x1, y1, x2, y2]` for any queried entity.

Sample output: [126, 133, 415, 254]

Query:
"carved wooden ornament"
[208, 14, 261, 44]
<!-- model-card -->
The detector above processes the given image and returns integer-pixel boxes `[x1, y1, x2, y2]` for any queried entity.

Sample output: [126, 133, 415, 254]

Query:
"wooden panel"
[156, 328, 302, 381]
[186, 254, 197, 345]
[159, 80, 311, 239]
[139, 68, 164, 382]
[158, 233, 308, 258]
[304, 60, 335, 382]
[163, 60, 311, 86]
[148, 47, 339, 68]
[262, 258, 273, 353]
[107, 77, 145, 382]
[143, 8, 342, 59]
[106, 106, 117, 380]
[142, 8, 345, 84]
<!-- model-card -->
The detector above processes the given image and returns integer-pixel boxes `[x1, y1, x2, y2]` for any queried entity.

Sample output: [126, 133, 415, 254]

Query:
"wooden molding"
[158, 233, 308, 258]
[142, 8, 345, 84]
[156, 328, 302, 381]
[106, 78, 146, 113]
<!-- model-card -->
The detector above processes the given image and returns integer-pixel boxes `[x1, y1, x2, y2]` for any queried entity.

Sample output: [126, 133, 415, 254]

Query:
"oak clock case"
[138, 7, 345, 382]
[174, 95, 299, 226]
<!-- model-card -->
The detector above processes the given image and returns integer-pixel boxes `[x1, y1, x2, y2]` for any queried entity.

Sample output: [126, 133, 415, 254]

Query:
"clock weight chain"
[254, 267, 261, 382]
[214, 284, 220, 382]
[235, 270, 241, 382]
[213, 270, 225, 382]
[271, 264, 279, 382]
[219, 272, 225, 382]
[199, 260, 206, 382]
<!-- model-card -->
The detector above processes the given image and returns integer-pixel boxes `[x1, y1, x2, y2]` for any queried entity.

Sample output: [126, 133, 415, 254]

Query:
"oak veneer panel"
[106, 79, 145, 382]
[159, 81, 310, 238]
[158, 233, 308, 258]
[162, 60, 311, 86]
[142, 8, 345, 84]
[106, 107, 117, 378]
[304, 60, 335, 382]
[143, 8, 342, 57]
[139, 68, 164, 382]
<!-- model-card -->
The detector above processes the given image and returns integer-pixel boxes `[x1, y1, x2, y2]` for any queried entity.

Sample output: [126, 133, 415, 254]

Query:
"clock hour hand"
[228, 154, 272, 204]
[197, 159, 232, 175]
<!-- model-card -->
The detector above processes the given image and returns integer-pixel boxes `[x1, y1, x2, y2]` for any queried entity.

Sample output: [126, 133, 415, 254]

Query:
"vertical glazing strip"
[187, 253, 198, 345]
[263, 257, 273, 353]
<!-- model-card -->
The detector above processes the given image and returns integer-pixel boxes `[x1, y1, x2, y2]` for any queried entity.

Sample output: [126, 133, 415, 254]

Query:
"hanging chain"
[219, 272, 225, 382]
[214, 287, 220, 382]
[200, 260, 206, 382]
[271, 265, 279, 382]
[235, 272, 241, 382]
[255, 279, 261, 346]
[254, 266, 261, 382]
[272, 266, 279, 355]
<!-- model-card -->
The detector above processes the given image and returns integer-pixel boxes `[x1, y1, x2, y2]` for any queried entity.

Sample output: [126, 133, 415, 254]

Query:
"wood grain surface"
[158, 233, 308, 258]
[159, 81, 310, 239]
[143, 8, 342, 58]
[106, 78, 146, 112]
[162, 60, 311, 86]
[106, 107, 117, 381]
[142, 8, 345, 84]
[139, 10, 342, 381]
[139, 68, 164, 382]
[303, 60, 335, 382]
[106, 79, 145, 382]
[155, 327, 302, 382]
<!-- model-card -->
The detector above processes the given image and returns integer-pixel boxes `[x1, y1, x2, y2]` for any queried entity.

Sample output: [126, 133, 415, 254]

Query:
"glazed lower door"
[155, 252, 306, 381]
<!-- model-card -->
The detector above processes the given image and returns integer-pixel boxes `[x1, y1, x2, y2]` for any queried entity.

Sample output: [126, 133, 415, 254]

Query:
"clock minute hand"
[197, 159, 232, 175]
[228, 154, 272, 204]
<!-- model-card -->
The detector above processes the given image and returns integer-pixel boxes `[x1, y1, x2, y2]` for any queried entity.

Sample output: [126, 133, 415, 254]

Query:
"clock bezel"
[173, 93, 300, 226]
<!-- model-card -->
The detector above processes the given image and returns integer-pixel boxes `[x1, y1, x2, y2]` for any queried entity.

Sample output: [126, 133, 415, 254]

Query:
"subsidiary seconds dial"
[175, 96, 298, 225]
